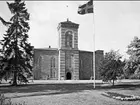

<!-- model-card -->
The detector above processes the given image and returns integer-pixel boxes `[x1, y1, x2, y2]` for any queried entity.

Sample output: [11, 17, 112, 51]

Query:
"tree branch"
[0, 16, 11, 27]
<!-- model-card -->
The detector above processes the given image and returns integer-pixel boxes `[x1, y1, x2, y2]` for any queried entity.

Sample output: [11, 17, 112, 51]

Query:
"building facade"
[33, 20, 103, 80]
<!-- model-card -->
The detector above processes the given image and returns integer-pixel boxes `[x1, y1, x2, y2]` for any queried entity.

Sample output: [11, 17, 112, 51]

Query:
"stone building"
[33, 19, 103, 80]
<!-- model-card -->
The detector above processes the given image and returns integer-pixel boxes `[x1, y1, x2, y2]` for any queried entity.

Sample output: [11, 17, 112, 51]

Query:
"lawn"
[0, 80, 140, 105]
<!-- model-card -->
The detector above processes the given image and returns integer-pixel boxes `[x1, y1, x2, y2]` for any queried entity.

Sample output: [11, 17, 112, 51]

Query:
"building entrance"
[66, 72, 72, 80]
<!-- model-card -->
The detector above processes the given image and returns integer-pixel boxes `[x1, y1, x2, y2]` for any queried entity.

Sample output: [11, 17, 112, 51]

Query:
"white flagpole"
[78, 0, 95, 88]
[92, 0, 96, 88]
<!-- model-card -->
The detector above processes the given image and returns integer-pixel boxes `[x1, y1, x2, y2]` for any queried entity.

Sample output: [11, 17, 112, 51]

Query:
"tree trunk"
[12, 69, 17, 86]
[12, 16, 18, 86]
[112, 79, 114, 86]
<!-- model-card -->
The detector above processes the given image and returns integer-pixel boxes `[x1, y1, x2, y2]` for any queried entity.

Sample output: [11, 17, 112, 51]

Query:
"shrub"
[0, 94, 26, 105]
[102, 92, 140, 101]
[0, 94, 11, 105]
[129, 73, 140, 79]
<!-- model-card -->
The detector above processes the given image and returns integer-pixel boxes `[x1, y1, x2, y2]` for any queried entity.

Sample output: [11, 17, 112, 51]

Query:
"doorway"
[66, 72, 72, 80]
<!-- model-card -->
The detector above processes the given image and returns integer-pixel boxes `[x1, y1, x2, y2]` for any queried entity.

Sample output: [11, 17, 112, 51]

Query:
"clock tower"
[57, 19, 79, 80]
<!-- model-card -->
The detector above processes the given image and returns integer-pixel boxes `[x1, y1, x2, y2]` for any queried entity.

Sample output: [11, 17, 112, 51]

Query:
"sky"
[0, 1, 140, 59]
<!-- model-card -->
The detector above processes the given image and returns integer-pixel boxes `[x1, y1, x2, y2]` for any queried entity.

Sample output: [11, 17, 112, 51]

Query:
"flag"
[78, 0, 93, 15]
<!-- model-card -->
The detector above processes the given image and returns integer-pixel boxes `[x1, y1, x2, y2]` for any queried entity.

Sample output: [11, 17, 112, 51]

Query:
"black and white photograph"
[0, 0, 140, 105]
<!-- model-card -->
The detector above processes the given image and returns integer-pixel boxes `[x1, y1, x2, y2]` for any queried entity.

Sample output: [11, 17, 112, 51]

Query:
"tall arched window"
[51, 57, 55, 67]
[65, 31, 73, 48]
[66, 54, 74, 69]
[50, 57, 55, 78]
[67, 55, 72, 68]
[38, 56, 43, 70]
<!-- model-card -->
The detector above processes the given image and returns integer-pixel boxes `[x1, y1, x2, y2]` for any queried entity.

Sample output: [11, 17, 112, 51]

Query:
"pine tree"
[127, 36, 140, 63]
[124, 36, 140, 79]
[0, 0, 33, 86]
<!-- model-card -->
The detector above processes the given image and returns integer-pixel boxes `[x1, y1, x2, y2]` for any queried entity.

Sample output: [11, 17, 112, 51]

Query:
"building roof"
[34, 48, 103, 54]
[34, 48, 58, 51]
[58, 19, 79, 29]
[60, 18, 78, 25]
[79, 50, 93, 53]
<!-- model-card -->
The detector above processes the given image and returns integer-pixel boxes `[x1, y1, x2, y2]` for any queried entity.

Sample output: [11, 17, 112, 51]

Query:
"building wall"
[95, 50, 104, 80]
[58, 21, 79, 80]
[33, 20, 104, 80]
[73, 51, 79, 80]
[33, 49, 103, 80]
[64, 50, 79, 80]
[57, 23, 79, 50]
[79, 51, 93, 80]
[59, 50, 65, 80]
[59, 49, 79, 80]
[79, 50, 104, 80]
[33, 49, 59, 80]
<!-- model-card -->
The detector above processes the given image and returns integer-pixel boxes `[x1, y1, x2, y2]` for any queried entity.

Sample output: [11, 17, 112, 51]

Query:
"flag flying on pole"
[78, 0, 93, 15]
[78, 0, 95, 88]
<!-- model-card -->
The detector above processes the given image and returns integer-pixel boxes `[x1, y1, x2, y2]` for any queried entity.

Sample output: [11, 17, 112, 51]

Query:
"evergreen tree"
[99, 50, 124, 86]
[124, 36, 140, 79]
[0, 0, 33, 86]
[127, 36, 140, 62]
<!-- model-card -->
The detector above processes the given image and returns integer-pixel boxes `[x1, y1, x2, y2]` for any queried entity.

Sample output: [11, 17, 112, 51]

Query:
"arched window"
[66, 54, 74, 68]
[51, 57, 55, 67]
[53, 71, 55, 78]
[67, 55, 72, 68]
[50, 57, 55, 78]
[53, 58, 55, 67]
[38, 56, 43, 70]
[65, 31, 73, 48]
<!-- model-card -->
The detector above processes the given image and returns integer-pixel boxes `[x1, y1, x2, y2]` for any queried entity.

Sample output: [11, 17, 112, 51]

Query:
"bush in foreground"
[102, 92, 140, 101]
[0, 94, 26, 105]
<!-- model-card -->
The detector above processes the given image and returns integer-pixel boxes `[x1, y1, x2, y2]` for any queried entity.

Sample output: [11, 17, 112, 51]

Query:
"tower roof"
[58, 19, 79, 30]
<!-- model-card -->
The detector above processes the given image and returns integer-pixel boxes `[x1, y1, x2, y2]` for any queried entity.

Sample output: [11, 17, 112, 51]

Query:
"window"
[50, 57, 55, 78]
[66, 54, 74, 68]
[68, 55, 72, 68]
[38, 56, 43, 70]
[65, 31, 73, 48]
[51, 57, 55, 67]
[53, 71, 55, 78]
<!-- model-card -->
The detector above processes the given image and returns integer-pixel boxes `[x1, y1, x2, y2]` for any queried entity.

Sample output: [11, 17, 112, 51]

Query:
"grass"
[1, 80, 140, 105]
